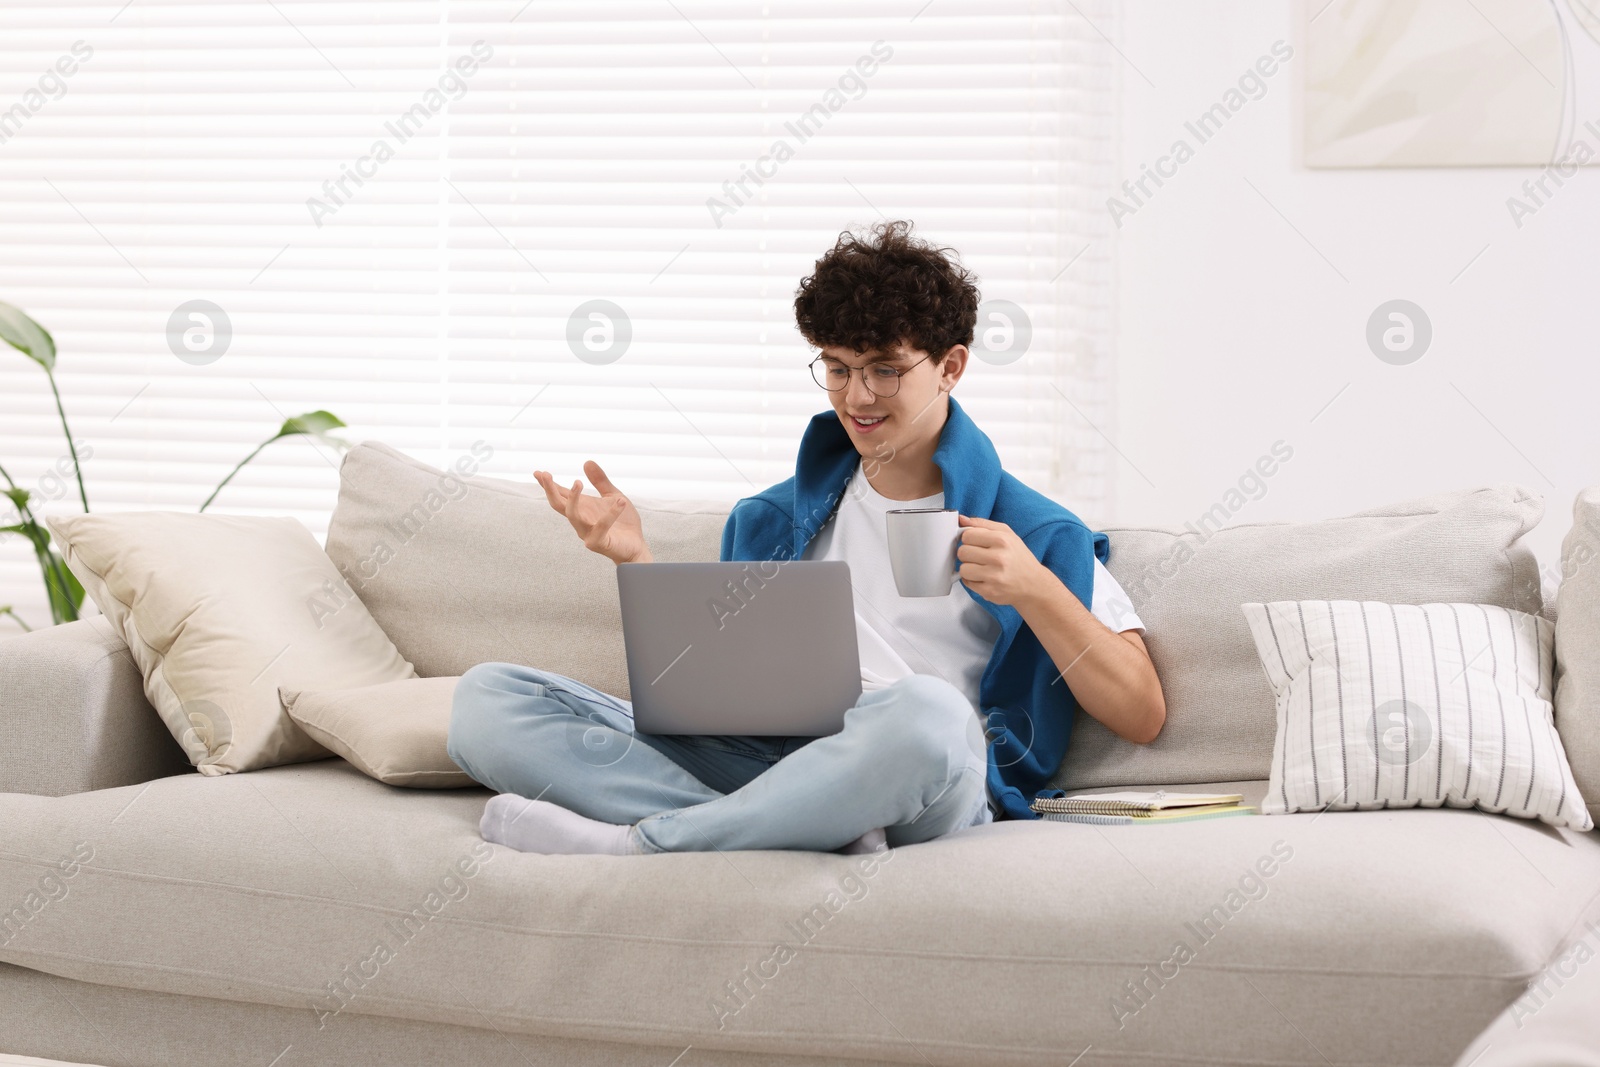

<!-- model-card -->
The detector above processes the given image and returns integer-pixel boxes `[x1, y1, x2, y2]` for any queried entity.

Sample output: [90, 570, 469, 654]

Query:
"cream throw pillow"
[1243, 599, 1591, 830]
[47, 512, 416, 775]
[281, 677, 474, 788]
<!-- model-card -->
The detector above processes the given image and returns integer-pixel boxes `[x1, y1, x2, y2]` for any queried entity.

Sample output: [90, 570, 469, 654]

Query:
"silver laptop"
[616, 561, 861, 736]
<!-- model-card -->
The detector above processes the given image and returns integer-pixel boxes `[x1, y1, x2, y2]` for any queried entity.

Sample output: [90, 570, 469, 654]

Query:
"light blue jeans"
[447, 664, 994, 854]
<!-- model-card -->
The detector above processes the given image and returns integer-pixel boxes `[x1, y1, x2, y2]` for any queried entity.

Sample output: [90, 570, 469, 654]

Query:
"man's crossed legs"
[447, 665, 992, 855]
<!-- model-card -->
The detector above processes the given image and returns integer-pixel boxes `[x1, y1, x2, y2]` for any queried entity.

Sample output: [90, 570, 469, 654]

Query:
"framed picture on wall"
[1306, 0, 1600, 167]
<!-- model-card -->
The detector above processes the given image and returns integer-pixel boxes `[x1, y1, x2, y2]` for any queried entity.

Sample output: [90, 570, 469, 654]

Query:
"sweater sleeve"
[1026, 519, 1105, 610]
[985, 517, 1106, 821]
[718, 501, 742, 563]
[719, 493, 797, 564]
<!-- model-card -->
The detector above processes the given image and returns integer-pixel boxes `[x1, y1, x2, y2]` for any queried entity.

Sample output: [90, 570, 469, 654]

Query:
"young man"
[447, 220, 1165, 856]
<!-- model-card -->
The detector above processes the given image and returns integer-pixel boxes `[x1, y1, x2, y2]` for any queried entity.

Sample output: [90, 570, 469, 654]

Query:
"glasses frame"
[808, 351, 936, 399]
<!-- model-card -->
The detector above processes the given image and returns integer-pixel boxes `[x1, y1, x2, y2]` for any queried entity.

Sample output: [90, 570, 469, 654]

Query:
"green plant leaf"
[43, 548, 83, 624]
[0, 521, 48, 553]
[199, 409, 350, 512]
[3, 487, 30, 513]
[0, 300, 57, 371]
[274, 410, 347, 443]
[0, 519, 79, 624]
[47, 549, 84, 618]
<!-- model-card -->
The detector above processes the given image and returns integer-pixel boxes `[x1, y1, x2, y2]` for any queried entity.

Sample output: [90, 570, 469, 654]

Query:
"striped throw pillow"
[1241, 601, 1592, 831]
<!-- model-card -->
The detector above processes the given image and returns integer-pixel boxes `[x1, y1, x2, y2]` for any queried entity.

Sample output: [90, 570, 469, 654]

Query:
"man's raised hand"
[533, 460, 653, 565]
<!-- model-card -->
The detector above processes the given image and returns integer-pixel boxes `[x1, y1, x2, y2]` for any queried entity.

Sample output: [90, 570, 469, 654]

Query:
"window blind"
[0, 0, 1117, 629]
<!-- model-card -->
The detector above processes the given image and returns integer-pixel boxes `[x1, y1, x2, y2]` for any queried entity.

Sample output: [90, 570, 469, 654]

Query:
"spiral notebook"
[1030, 789, 1254, 825]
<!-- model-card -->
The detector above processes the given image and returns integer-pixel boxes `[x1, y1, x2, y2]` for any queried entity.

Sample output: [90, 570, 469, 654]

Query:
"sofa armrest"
[0, 617, 192, 796]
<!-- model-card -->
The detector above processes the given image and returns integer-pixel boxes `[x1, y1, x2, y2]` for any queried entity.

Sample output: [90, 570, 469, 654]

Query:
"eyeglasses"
[808, 353, 935, 398]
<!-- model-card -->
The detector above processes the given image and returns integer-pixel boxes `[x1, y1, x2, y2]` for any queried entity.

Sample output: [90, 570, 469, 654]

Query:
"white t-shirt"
[802, 466, 1144, 828]
[804, 465, 1143, 708]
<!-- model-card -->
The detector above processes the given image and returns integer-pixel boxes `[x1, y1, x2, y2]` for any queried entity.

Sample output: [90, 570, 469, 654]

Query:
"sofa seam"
[1536, 878, 1600, 970]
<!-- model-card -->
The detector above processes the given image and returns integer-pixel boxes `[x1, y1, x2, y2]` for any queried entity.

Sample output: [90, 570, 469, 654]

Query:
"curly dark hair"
[793, 220, 980, 360]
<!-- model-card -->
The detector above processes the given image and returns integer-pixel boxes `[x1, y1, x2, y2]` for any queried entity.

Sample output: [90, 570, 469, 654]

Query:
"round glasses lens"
[868, 368, 901, 398]
[811, 360, 844, 391]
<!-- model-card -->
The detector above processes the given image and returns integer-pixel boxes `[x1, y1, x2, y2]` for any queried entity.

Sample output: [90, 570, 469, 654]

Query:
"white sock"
[480, 794, 640, 856]
[838, 826, 888, 855]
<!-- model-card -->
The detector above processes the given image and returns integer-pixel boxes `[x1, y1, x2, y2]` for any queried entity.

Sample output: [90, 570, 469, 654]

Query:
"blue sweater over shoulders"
[716, 397, 1108, 821]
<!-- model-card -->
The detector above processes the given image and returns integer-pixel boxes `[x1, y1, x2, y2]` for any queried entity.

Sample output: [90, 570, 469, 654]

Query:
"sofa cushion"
[1053, 485, 1545, 791]
[0, 761, 1592, 1067]
[281, 677, 473, 789]
[46, 511, 417, 776]
[1554, 486, 1600, 829]
[323, 441, 726, 698]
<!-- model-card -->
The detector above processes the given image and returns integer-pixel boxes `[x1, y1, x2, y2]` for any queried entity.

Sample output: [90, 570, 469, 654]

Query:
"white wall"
[1108, 1, 1597, 587]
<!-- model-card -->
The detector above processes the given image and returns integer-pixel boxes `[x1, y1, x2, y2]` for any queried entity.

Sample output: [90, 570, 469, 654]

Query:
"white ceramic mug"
[885, 507, 962, 597]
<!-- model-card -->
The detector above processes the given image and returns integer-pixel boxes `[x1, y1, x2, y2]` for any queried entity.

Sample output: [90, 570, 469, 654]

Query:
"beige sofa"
[1, 441, 1598, 1067]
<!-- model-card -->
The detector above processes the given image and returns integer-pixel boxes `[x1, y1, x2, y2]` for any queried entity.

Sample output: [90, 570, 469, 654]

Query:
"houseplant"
[1, 300, 348, 630]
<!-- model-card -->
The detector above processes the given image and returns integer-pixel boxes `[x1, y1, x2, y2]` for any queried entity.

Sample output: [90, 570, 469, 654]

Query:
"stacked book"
[1030, 789, 1256, 825]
